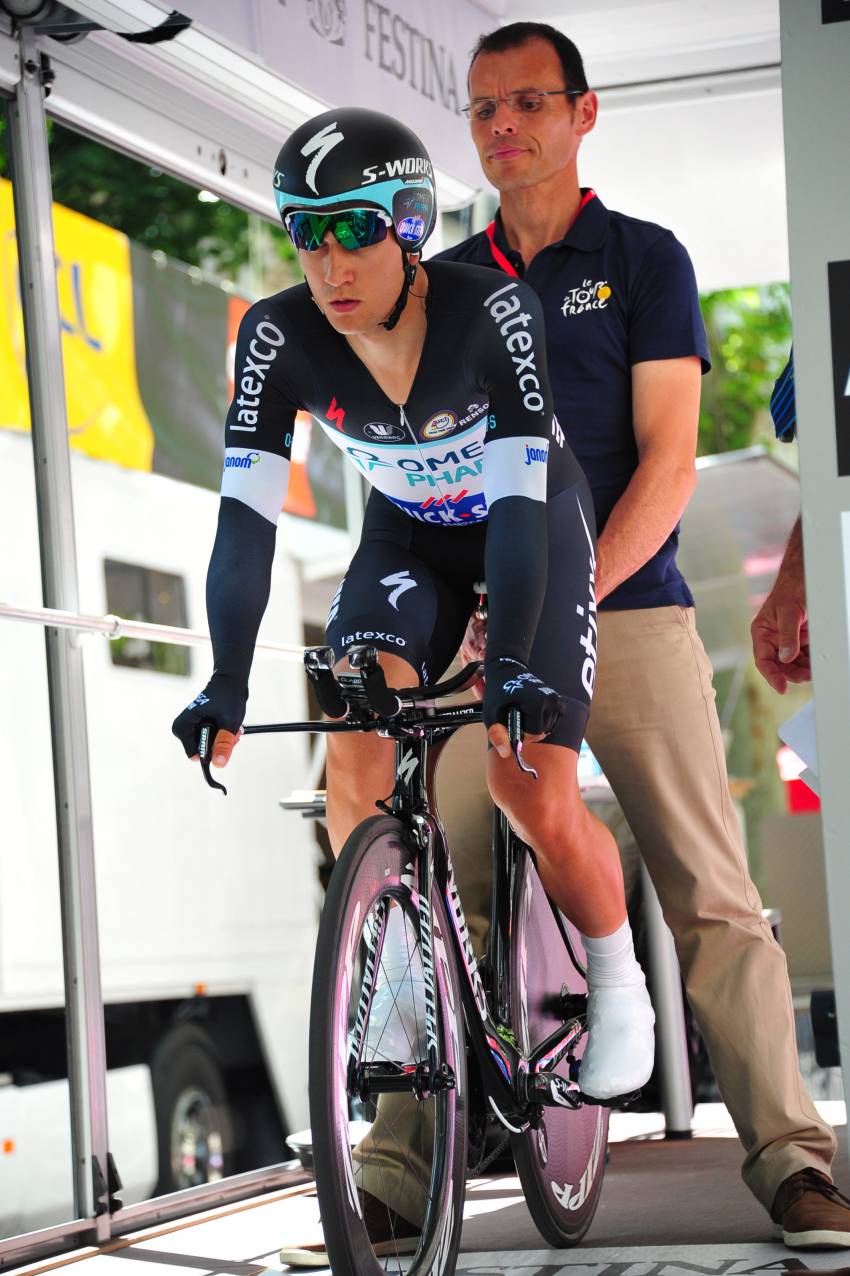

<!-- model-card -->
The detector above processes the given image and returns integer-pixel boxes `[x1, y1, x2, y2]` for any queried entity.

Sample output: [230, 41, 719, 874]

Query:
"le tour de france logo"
[308, 0, 347, 45]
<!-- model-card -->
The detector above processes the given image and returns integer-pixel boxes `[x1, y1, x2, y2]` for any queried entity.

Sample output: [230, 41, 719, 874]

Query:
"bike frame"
[245, 690, 589, 1130]
[370, 713, 588, 1130]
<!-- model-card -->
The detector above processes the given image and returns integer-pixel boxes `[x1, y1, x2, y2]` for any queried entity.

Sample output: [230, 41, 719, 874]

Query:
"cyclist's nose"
[322, 234, 355, 287]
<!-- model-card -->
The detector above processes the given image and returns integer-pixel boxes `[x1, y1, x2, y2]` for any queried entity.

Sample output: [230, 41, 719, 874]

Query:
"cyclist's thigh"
[325, 525, 474, 790]
[528, 477, 598, 753]
[325, 540, 473, 690]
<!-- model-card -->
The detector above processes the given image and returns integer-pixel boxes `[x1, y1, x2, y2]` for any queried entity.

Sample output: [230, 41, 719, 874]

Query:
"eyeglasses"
[284, 208, 392, 253]
[462, 88, 586, 122]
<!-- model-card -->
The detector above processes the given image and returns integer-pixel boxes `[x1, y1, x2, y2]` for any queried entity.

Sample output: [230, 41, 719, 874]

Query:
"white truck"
[0, 428, 325, 1235]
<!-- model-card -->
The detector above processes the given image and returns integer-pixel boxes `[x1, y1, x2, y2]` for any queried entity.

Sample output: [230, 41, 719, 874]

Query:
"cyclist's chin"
[321, 299, 378, 334]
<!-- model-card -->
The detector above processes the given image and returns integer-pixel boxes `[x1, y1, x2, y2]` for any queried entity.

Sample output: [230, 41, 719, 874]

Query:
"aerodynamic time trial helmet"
[273, 107, 437, 255]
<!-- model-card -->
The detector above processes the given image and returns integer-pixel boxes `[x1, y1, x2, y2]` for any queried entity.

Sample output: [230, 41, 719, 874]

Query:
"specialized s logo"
[561, 279, 612, 318]
[326, 396, 346, 432]
[380, 570, 417, 611]
[233, 319, 285, 431]
[301, 121, 345, 195]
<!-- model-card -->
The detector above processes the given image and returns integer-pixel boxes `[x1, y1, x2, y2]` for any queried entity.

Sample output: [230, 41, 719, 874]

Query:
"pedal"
[540, 990, 587, 1020]
[526, 1070, 582, 1109]
[578, 1088, 642, 1110]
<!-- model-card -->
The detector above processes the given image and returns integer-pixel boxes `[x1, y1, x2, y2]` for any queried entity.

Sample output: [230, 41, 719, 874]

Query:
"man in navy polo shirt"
[442, 21, 849, 1251]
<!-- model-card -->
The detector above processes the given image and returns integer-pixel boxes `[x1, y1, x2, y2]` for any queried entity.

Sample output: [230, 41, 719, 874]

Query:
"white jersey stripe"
[220, 447, 290, 524]
[483, 435, 548, 508]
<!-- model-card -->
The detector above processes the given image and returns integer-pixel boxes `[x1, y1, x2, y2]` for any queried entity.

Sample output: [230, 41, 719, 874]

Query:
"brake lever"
[198, 721, 227, 796]
[508, 707, 538, 781]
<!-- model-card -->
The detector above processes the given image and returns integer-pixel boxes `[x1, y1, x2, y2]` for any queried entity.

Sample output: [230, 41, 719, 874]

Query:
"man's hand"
[751, 586, 809, 694]
[460, 611, 487, 700]
[483, 657, 565, 758]
[172, 673, 247, 767]
[751, 517, 808, 694]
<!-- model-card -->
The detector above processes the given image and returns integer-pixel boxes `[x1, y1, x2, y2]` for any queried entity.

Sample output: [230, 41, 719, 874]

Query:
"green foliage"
[698, 284, 792, 456]
[0, 112, 298, 280]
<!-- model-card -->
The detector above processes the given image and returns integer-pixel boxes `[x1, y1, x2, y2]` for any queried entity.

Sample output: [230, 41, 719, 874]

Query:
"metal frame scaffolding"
[4, 2, 847, 1266]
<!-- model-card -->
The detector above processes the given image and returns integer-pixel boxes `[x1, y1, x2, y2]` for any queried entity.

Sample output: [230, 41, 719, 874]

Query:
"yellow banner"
[0, 177, 154, 471]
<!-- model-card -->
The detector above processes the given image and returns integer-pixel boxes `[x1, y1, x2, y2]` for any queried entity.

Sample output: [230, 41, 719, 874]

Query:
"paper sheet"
[778, 699, 820, 795]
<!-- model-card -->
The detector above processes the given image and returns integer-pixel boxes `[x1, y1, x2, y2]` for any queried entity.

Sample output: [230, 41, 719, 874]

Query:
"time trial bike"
[199, 644, 623, 1276]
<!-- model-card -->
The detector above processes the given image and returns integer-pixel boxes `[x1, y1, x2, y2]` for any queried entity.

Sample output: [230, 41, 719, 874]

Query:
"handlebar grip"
[304, 646, 347, 718]
[362, 668, 401, 718]
[348, 644, 400, 718]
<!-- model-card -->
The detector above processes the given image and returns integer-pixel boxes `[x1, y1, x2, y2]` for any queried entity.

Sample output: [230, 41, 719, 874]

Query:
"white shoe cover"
[579, 984, 656, 1100]
[365, 905, 427, 1064]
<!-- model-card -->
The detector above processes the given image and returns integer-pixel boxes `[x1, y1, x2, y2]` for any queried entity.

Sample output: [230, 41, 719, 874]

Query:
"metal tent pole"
[8, 27, 111, 1237]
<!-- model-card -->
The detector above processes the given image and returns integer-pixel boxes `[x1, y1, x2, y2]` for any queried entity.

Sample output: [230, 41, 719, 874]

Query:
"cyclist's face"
[299, 232, 409, 335]
[467, 40, 596, 193]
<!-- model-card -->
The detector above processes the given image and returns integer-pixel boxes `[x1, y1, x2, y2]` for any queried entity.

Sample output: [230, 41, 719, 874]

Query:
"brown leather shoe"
[774, 1168, 850, 1249]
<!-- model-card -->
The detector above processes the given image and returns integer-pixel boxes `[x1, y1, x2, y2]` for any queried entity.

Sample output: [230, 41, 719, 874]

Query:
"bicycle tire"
[509, 842, 608, 1245]
[310, 814, 468, 1276]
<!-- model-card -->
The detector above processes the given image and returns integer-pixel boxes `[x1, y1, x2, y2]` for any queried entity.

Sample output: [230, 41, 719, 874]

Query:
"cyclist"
[172, 108, 655, 1110]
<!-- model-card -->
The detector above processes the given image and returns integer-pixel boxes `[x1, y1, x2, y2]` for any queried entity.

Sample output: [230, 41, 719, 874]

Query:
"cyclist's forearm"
[206, 497, 277, 688]
[483, 496, 547, 665]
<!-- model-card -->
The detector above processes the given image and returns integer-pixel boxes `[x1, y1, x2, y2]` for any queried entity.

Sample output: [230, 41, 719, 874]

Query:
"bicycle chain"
[468, 1130, 512, 1178]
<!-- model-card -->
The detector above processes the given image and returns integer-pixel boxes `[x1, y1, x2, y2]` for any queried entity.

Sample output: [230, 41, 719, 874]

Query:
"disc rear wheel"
[509, 843, 608, 1245]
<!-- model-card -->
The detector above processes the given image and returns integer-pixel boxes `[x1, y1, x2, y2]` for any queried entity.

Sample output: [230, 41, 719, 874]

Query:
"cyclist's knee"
[326, 649, 419, 815]
[326, 730, 392, 791]
[488, 751, 585, 852]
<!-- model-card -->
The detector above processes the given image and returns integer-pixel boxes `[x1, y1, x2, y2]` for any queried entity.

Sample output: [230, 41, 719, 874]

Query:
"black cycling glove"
[483, 657, 566, 737]
[172, 672, 247, 759]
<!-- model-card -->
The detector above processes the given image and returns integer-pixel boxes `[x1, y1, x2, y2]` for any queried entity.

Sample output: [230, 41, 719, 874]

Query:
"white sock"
[581, 919, 646, 990]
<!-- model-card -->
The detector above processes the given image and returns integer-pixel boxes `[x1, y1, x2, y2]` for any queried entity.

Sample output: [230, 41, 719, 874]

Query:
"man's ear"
[575, 90, 599, 139]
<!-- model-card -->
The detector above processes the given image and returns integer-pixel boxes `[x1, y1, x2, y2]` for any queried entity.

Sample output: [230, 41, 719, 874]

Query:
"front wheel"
[510, 842, 608, 1245]
[310, 815, 468, 1276]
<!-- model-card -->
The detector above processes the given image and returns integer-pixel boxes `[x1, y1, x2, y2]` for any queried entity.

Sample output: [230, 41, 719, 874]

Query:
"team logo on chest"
[561, 279, 612, 318]
[364, 421, 407, 443]
[421, 411, 457, 440]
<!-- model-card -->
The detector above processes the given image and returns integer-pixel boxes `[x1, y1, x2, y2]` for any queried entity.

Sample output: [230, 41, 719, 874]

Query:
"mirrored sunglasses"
[284, 208, 393, 252]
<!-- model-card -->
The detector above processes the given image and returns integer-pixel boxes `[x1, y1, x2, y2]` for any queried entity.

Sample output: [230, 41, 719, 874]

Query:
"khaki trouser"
[585, 606, 835, 1212]
[354, 606, 836, 1221]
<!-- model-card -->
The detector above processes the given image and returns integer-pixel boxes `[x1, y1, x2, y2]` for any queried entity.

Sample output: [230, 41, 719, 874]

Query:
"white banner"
[172, 0, 493, 187]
